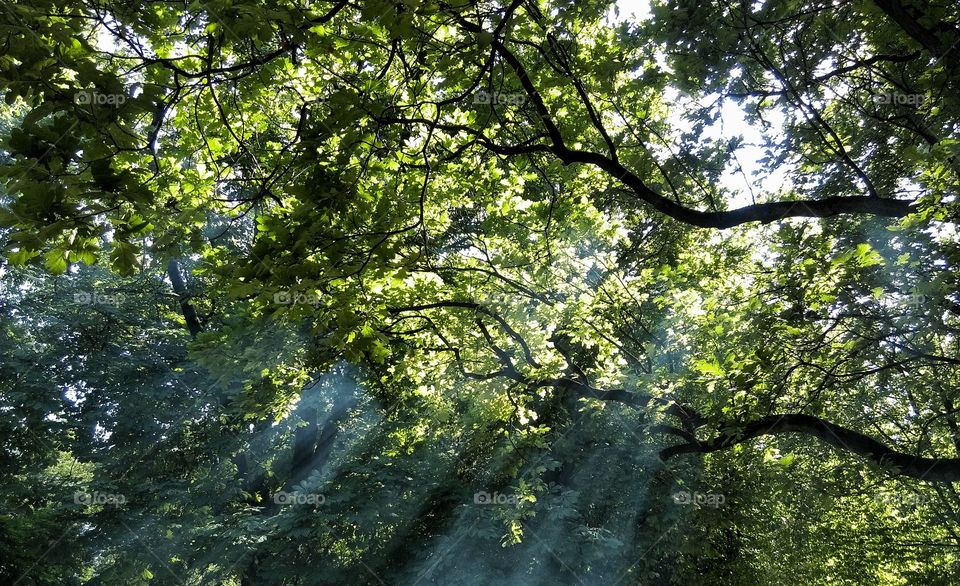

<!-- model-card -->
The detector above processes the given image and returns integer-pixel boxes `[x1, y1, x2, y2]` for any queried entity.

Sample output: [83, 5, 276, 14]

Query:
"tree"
[1, 0, 959, 583]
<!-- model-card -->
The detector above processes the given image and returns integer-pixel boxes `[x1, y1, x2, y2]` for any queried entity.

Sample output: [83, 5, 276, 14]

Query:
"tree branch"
[166, 259, 203, 337]
[661, 413, 960, 483]
[445, 12, 917, 229]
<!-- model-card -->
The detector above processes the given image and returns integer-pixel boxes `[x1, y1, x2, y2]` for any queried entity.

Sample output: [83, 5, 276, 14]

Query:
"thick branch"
[494, 36, 914, 227]
[426, 15, 918, 228]
[661, 413, 960, 483]
[871, 0, 960, 59]
[553, 147, 915, 228]
[166, 259, 203, 337]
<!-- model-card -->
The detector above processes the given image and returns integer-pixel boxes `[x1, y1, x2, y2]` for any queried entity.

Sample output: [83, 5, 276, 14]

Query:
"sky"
[610, 0, 793, 209]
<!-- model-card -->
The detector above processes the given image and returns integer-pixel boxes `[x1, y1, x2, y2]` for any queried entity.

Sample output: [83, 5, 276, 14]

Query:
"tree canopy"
[1, 0, 959, 583]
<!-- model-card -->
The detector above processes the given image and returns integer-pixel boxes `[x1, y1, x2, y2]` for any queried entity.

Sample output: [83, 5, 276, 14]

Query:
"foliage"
[1, 0, 959, 584]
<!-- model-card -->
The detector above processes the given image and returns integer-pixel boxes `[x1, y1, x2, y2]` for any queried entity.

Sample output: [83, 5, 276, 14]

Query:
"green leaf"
[44, 250, 67, 274]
